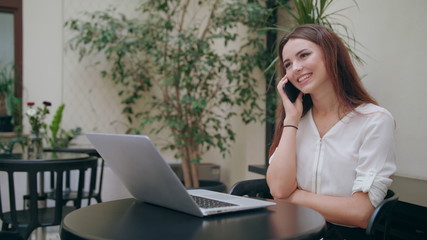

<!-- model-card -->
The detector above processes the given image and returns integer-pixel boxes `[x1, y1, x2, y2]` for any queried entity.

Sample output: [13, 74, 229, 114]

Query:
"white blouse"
[271, 103, 397, 207]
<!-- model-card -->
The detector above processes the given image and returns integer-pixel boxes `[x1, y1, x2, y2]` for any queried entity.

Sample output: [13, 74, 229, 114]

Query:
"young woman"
[266, 24, 396, 239]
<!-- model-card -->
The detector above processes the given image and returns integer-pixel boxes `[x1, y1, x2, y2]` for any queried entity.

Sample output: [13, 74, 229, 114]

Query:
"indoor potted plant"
[0, 65, 20, 132]
[66, 0, 278, 188]
[66, 0, 362, 188]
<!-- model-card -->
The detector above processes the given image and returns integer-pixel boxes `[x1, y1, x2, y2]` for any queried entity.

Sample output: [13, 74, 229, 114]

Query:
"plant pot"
[187, 180, 227, 193]
[0, 115, 13, 132]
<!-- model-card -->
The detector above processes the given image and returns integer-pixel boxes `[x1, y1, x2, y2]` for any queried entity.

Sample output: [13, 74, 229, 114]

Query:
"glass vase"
[26, 134, 44, 159]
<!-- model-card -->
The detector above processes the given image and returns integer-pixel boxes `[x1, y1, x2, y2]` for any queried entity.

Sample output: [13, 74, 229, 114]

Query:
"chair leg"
[2, 222, 10, 230]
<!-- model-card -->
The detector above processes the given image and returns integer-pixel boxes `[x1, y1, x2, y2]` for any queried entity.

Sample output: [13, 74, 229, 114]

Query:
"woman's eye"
[300, 52, 310, 58]
[284, 62, 291, 69]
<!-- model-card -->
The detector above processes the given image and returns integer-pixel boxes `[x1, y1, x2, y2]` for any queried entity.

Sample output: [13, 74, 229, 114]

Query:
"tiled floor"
[0, 225, 60, 240]
[29, 226, 60, 240]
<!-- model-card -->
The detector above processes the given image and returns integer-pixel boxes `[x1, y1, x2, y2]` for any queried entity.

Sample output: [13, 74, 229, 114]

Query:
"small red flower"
[27, 102, 35, 106]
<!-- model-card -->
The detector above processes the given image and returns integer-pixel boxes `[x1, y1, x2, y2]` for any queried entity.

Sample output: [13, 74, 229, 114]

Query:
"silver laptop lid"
[86, 133, 204, 216]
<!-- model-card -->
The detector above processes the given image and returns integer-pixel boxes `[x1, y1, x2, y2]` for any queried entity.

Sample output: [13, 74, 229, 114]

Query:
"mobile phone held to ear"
[283, 81, 300, 103]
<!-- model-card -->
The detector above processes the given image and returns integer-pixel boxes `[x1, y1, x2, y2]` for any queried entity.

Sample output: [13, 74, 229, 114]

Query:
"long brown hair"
[269, 24, 377, 157]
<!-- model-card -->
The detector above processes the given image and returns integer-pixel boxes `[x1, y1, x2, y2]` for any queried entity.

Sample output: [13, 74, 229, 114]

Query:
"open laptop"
[86, 133, 275, 217]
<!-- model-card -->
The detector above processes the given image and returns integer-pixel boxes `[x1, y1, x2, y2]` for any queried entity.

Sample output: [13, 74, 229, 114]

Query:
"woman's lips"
[297, 73, 312, 83]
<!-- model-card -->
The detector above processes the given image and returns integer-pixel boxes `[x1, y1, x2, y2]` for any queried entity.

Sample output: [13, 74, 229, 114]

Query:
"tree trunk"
[180, 144, 200, 188]
[181, 150, 193, 187]
[190, 162, 199, 188]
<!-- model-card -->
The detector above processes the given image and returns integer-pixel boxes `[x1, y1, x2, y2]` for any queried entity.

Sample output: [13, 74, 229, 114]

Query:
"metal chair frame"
[0, 156, 98, 239]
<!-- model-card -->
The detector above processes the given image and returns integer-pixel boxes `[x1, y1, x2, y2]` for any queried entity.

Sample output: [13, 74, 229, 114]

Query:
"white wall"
[21, 0, 427, 203]
[23, 0, 63, 107]
[330, 0, 427, 180]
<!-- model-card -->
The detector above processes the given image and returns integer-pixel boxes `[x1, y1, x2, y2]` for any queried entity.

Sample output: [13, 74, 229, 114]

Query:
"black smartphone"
[283, 81, 300, 103]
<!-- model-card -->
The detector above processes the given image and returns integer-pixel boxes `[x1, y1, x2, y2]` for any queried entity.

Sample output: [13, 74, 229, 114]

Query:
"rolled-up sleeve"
[352, 111, 397, 207]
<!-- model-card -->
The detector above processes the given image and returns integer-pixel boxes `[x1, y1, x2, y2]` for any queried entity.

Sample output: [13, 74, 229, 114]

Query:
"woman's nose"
[293, 63, 303, 72]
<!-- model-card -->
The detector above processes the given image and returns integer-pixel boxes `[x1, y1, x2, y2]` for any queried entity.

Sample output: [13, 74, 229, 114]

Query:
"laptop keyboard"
[191, 195, 238, 209]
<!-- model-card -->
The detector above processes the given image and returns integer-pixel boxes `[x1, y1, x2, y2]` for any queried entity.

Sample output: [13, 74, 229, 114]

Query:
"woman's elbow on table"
[270, 190, 291, 199]
[267, 181, 297, 199]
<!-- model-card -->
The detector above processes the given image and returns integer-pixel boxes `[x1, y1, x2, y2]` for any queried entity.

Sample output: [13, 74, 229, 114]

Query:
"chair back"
[229, 178, 273, 199]
[366, 190, 398, 239]
[44, 148, 104, 204]
[367, 190, 427, 240]
[0, 156, 98, 239]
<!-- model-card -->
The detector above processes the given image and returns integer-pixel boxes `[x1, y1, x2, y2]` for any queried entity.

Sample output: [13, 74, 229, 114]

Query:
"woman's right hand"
[277, 75, 303, 123]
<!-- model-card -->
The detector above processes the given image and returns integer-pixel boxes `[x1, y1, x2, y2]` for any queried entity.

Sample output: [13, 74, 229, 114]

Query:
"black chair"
[231, 179, 427, 240]
[0, 231, 25, 240]
[366, 190, 398, 239]
[229, 178, 273, 199]
[366, 197, 427, 240]
[43, 148, 104, 205]
[0, 157, 98, 239]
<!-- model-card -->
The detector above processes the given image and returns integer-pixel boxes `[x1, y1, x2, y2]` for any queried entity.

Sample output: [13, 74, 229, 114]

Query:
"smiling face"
[282, 38, 332, 96]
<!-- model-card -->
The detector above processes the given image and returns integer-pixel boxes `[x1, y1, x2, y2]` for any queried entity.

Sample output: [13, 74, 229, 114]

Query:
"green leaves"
[45, 104, 82, 148]
[49, 104, 64, 143]
[66, 1, 276, 175]
[66, 1, 363, 172]
[0, 65, 20, 117]
[288, 0, 364, 64]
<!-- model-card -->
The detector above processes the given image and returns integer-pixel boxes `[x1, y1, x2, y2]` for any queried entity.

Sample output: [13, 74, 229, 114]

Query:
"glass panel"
[0, 12, 15, 69]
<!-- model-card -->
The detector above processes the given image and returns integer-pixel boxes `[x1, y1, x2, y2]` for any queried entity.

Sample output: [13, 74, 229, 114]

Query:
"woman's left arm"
[287, 190, 374, 228]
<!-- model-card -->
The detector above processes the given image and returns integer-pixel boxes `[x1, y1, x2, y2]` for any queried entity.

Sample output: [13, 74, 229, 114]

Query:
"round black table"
[44, 148, 101, 158]
[0, 152, 96, 197]
[0, 152, 91, 162]
[0, 152, 97, 198]
[61, 198, 325, 240]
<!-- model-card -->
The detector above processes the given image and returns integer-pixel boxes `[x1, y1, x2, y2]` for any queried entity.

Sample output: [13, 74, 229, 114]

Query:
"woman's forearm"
[266, 124, 299, 199]
[287, 189, 375, 228]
